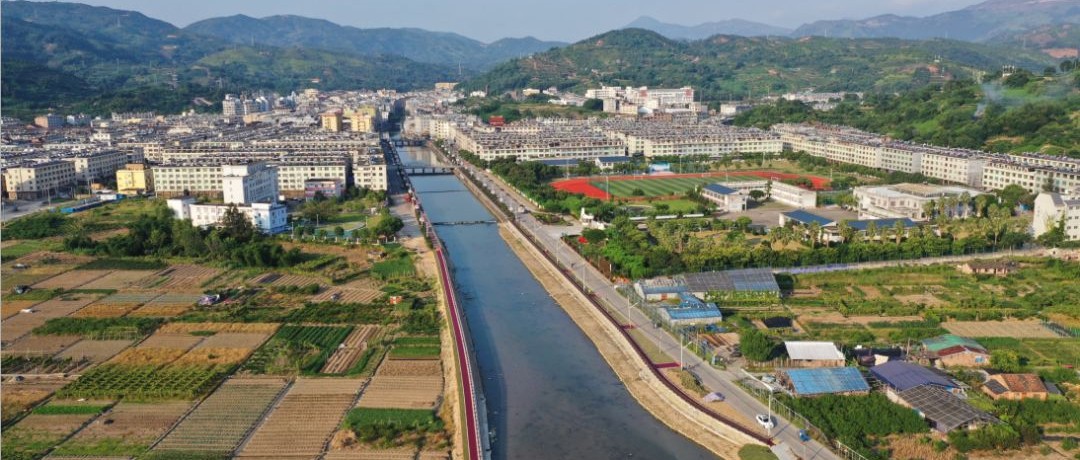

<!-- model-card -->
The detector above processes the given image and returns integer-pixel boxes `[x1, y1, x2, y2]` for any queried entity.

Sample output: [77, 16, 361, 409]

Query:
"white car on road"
[756, 414, 775, 430]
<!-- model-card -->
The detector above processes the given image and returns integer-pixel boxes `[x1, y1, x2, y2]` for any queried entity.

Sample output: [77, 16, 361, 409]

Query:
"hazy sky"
[64, 0, 986, 42]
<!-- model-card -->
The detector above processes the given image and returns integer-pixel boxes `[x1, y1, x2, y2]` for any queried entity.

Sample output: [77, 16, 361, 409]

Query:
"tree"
[334, 226, 345, 238]
[219, 205, 255, 241]
[991, 349, 1024, 373]
[740, 328, 774, 362]
[749, 190, 766, 201]
[765, 179, 773, 200]
[582, 228, 607, 244]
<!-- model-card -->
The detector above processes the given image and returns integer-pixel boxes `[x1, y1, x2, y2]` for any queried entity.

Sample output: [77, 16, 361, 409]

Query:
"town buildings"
[852, 183, 984, 221]
[2, 160, 77, 200]
[1033, 190, 1080, 241]
[116, 163, 153, 195]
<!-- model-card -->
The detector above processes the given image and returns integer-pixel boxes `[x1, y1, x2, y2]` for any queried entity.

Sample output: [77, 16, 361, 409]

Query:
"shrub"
[3, 212, 68, 239]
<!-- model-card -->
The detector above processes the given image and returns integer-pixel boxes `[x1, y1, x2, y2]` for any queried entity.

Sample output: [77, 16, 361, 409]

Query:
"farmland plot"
[251, 272, 324, 288]
[325, 448, 418, 460]
[356, 375, 443, 409]
[136, 333, 204, 351]
[237, 378, 365, 459]
[312, 288, 383, 304]
[55, 339, 133, 363]
[322, 325, 380, 374]
[127, 293, 203, 317]
[158, 322, 278, 334]
[194, 332, 272, 351]
[943, 320, 1061, 338]
[141, 265, 222, 292]
[377, 360, 442, 378]
[57, 363, 231, 400]
[32, 270, 112, 289]
[52, 401, 192, 457]
[71, 302, 141, 318]
[153, 377, 289, 455]
[2, 300, 40, 319]
[1, 400, 109, 459]
[98, 292, 158, 305]
[1, 295, 100, 343]
[1, 380, 64, 426]
[243, 325, 353, 375]
[77, 270, 157, 290]
[3, 334, 82, 357]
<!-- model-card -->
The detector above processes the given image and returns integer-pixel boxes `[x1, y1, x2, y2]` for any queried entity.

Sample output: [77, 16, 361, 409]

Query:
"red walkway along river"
[552, 170, 832, 200]
[434, 246, 483, 460]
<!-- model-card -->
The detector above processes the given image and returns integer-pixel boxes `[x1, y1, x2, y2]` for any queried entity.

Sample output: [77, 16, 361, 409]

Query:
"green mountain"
[463, 28, 1057, 99]
[624, 16, 793, 40]
[183, 14, 564, 70]
[792, 0, 1080, 43]
[1, 1, 458, 119]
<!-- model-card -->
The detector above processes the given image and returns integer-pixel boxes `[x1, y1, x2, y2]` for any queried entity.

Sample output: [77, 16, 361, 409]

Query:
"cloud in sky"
[62, 0, 986, 42]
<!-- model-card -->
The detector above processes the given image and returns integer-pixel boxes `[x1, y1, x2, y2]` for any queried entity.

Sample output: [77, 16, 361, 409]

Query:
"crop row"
[243, 325, 353, 375]
[57, 364, 232, 400]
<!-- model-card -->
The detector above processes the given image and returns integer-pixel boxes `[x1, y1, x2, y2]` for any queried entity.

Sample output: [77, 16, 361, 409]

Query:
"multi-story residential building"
[353, 154, 388, 191]
[151, 164, 224, 197]
[2, 160, 77, 200]
[277, 161, 350, 198]
[321, 110, 343, 133]
[982, 161, 1080, 194]
[919, 150, 985, 189]
[1033, 190, 1080, 241]
[223, 94, 242, 118]
[116, 163, 154, 195]
[63, 150, 128, 183]
[34, 113, 65, 129]
[222, 163, 278, 205]
[853, 183, 984, 221]
[304, 179, 344, 199]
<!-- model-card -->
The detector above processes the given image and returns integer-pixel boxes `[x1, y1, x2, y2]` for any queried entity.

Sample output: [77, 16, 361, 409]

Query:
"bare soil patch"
[3, 334, 82, 357]
[237, 378, 364, 458]
[356, 375, 442, 409]
[894, 293, 946, 307]
[159, 322, 279, 334]
[32, 270, 112, 290]
[71, 303, 140, 318]
[1, 295, 99, 343]
[79, 270, 157, 290]
[944, 320, 1060, 338]
[2, 300, 41, 319]
[136, 333, 204, 351]
[153, 377, 288, 454]
[107, 348, 186, 366]
[311, 287, 383, 304]
[194, 332, 271, 351]
[322, 325, 380, 374]
[60, 400, 191, 448]
[55, 339, 133, 363]
[376, 359, 442, 378]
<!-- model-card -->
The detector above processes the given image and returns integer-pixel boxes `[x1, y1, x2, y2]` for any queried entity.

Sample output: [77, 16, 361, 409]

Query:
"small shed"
[922, 334, 990, 368]
[784, 341, 846, 368]
[870, 361, 959, 396]
[956, 260, 1018, 277]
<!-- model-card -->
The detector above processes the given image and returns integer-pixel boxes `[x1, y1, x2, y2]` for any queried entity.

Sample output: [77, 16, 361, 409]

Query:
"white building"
[701, 184, 748, 212]
[222, 163, 278, 205]
[352, 153, 388, 191]
[853, 183, 984, 221]
[718, 179, 817, 208]
[1033, 190, 1080, 241]
[167, 197, 287, 234]
[63, 150, 128, 183]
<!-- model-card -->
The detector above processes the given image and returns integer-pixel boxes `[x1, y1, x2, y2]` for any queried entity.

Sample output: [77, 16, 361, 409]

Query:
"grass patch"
[342, 407, 443, 447]
[140, 450, 230, 460]
[371, 251, 416, 280]
[346, 346, 387, 377]
[739, 445, 779, 460]
[388, 346, 440, 359]
[393, 336, 440, 347]
[3, 288, 63, 301]
[0, 240, 58, 262]
[52, 438, 150, 457]
[32, 404, 110, 415]
[79, 258, 167, 270]
[33, 317, 163, 339]
[284, 301, 391, 324]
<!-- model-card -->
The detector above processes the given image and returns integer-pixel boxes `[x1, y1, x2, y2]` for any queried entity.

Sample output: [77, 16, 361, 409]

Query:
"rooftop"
[784, 367, 870, 396]
[785, 341, 845, 361]
[782, 209, 834, 226]
[898, 385, 997, 432]
[922, 334, 986, 354]
[870, 361, 955, 391]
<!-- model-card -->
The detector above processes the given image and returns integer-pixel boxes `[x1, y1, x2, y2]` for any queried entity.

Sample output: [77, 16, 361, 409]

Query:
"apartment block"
[63, 150, 128, 183]
[2, 160, 77, 200]
[116, 163, 154, 195]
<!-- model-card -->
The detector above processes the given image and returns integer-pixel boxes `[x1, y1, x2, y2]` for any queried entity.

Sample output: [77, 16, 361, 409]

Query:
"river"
[399, 144, 716, 460]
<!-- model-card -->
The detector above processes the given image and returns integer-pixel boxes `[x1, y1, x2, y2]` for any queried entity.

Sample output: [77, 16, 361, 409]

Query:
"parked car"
[13, 285, 31, 295]
[756, 414, 775, 430]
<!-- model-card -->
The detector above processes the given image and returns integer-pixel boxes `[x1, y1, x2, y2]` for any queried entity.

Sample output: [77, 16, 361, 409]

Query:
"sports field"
[595, 175, 757, 198]
[552, 170, 831, 200]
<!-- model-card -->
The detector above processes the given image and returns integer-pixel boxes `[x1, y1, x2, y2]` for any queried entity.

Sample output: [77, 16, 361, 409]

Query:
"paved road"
[438, 147, 838, 460]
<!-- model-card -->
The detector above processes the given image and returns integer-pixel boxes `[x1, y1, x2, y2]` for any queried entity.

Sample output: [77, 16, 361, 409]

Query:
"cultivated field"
[140, 265, 222, 292]
[52, 400, 192, 457]
[377, 359, 442, 377]
[250, 272, 324, 288]
[943, 320, 1062, 338]
[157, 322, 279, 334]
[55, 339, 134, 363]
[312, 288, 384, 304]
[78, 270, 157, 290]
[322, 325, 381, 374]
[1, 381, 61, 425]
[32, 269, 111, 289]
[3, 334, 82, 357]
[97, 292, 158, 305]
[194, 332, 272, 351]
[153, 377, 289, 455]
[236, 378, 365, 459]
[325, 448, 419, 460]
[1, 400, 110, 459]
[1, 295, 100, 343]
[356, 375, 443, 409]
[1, 300, 40, 320]
[136, 333, 204, 351]
[71, 302, 141, 318]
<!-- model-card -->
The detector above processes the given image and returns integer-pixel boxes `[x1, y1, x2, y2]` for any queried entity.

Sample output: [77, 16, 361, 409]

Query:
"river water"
[399, 145, 716, 460]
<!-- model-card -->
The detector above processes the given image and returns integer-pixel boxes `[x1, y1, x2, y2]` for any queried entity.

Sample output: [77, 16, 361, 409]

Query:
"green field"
[594, 175, 755, 198]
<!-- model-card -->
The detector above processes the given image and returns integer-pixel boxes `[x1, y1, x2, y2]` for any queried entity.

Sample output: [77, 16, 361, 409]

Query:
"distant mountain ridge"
[183, 14, 565, 70]
[624, 0, 1080, 57]
[624, 16, 792, 40]
[791, 0, 1080, 43]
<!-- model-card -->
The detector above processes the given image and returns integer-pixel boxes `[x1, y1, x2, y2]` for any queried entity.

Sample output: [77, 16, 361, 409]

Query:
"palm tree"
[866, 222, 878, 243]
[959, 192, 972, 218]
[893, 219, 905, 244]
[923, 200, 936, 220]
[838, 220, 854, 243]
[974, 194, 990, 218]
[808, 221, 822, 249]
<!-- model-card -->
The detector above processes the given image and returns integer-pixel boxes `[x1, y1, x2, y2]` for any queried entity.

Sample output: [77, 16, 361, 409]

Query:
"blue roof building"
[782, 367, 870, 397]
[870, 361, 956, 393]
[780, 210, 834, 227]
[844, 218, 919, 232]
[703, 184, 739, 195]
[537, 158, 580, 168]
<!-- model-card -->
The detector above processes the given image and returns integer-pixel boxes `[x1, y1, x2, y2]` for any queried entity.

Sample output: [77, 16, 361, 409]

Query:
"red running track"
[435, 247, 483, 460]
[551, 170, 832, 200]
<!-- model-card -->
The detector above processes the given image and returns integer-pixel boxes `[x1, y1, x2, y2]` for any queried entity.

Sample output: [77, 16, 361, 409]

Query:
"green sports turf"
[593, 175, 755, 198]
